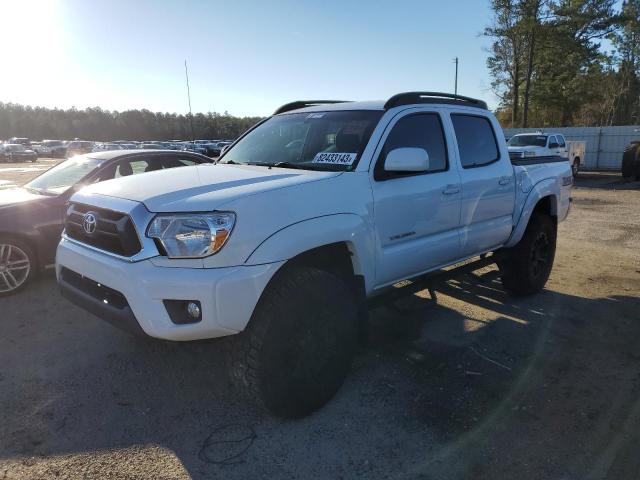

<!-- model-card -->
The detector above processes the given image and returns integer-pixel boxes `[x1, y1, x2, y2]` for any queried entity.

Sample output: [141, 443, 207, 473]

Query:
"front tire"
[499, 213, 556, 296]
[227, 266, 358, 418]
[0, 237, 37, 297]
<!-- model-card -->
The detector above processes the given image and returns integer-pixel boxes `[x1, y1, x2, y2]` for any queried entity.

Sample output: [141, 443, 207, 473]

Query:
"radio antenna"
[184, 60, 195, 143]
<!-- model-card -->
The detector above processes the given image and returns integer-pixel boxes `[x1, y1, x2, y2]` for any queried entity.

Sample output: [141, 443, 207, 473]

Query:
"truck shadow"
[574, 172, 640, 191]
[0, 271, 639, 479]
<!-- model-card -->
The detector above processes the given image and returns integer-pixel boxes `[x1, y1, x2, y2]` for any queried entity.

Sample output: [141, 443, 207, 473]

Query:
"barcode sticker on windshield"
[312, 152, 357, 165]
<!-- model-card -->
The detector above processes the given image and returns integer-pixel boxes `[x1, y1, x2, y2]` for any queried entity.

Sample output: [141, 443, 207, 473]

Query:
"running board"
[367, 252, 504, 310]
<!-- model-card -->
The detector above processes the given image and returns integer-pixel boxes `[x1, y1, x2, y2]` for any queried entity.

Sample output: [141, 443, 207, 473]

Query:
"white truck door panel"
[371, 111, 462, 286]
[449, 113, 515, 256]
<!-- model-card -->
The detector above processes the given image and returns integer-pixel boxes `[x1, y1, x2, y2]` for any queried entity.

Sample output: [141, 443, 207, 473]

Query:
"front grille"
[65, 203, 142, 257]
[509, 151, 525, 160]
[60, 267, 129, 310]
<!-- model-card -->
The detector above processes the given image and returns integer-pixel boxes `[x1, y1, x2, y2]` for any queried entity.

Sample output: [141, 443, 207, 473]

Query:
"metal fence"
[503, 125, 640, 171]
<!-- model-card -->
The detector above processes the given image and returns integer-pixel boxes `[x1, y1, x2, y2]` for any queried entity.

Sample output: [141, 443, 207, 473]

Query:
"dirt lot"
[0, 161, 639, 480]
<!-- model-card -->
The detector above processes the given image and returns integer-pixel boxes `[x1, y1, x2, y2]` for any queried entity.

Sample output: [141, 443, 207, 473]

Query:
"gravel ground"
[0, 162, 639, 480]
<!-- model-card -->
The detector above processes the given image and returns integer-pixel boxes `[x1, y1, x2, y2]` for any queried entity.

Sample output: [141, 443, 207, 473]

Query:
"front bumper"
[56, 237, 283, 341]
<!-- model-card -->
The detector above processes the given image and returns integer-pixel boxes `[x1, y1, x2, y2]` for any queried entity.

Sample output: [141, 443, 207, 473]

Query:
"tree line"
[486, 0, 640, 127]
[0, 103, 264, 141]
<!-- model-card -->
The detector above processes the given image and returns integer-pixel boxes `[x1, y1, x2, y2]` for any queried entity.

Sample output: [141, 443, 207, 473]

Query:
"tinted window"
[451, 114, 499, 168]
[375, 113, 447, 180]
[557, 135, 566, 147]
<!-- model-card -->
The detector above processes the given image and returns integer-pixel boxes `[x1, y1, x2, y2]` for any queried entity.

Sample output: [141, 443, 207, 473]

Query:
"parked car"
[0, 144, 38, 163]
[0, 150, 213, 296]
[42, 140, 68, 158]
[31, 142, 50, 157]
[56, 92, 573, 418]
[92, 143, 123, 152]
[138, 143, 165, 150]
[621, 140, 640, 180]
[8, 137, 30, 147]
[507, 132, 584, 176]
[66, 140, 94, 157]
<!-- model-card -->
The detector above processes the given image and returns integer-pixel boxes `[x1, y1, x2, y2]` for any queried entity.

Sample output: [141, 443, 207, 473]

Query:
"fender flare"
[505, 178, 558, 248]
[244, 214, 376, 292]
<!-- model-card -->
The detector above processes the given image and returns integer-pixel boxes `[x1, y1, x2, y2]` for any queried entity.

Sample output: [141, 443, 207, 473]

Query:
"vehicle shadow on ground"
[575, 172, 640, 191]
[1, 271, 639, 479]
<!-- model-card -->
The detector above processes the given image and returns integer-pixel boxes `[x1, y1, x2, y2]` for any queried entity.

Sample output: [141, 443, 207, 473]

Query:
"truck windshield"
[220, 110, 384, 171]
[508, 135, 547, 147]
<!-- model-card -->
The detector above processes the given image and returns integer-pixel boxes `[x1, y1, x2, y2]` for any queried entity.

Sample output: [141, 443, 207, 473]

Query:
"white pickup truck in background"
[508, 132, 585, 176]
[56, 92, 573, 418]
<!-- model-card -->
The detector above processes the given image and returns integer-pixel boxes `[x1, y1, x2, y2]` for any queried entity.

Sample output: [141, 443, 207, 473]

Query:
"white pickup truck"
[507, 132, 585, 176]
[56, 92, 573, 417]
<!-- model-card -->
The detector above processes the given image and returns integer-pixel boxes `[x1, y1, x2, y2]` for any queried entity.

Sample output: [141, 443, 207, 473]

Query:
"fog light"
[187, 302, 201, 319]
[163, 299, 202, 324]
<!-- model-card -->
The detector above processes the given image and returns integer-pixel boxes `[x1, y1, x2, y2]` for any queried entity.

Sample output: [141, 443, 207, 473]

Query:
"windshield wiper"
[271, 161, 342, 171]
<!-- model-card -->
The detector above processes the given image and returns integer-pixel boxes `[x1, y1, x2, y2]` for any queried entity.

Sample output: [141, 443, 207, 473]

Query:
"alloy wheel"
[530, 233, 550, 279]
[0, 244, 31, 293]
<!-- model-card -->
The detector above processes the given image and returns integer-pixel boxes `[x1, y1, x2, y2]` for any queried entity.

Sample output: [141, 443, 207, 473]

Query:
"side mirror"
[549, 142, 559, 149]
[384, 147, 429, 172]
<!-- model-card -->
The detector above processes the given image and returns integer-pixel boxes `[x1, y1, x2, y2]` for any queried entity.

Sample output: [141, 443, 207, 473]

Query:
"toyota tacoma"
[56, 92, 573, 417]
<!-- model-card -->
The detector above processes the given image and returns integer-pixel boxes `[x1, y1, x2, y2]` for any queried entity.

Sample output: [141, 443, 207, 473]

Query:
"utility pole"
[184, 60, 195, 143]
[453, 57, 459, 95]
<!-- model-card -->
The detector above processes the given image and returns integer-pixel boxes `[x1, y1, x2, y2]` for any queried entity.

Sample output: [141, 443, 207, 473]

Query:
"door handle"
[498, 176, 512, 186]
[442, 184, 460, 195]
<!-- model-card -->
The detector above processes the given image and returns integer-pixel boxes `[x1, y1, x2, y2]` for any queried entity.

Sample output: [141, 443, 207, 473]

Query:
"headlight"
[147, 212, 236, 258]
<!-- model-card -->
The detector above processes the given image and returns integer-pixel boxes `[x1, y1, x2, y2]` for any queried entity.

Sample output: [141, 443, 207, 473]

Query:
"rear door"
[371, 108, 462, 287]
[448, 112, 516, 257]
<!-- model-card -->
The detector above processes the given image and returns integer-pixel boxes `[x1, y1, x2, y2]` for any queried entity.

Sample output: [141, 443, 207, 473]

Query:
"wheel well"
[0, 232, 40, 268]
[533, 196, 557, 221]
[573, 156, 580, 164]
[285, 242, 355, 283]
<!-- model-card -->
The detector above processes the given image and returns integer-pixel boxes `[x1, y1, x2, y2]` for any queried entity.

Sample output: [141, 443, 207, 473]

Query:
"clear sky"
[0, 0, 499, 117]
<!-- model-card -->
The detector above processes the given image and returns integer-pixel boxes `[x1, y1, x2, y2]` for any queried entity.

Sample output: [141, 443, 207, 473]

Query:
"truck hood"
[76, 163, 341, 212]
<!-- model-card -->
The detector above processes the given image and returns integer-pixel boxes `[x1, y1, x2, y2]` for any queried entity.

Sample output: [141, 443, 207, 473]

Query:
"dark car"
[0, 150, 213, 296]
[0, 144, 38, 163]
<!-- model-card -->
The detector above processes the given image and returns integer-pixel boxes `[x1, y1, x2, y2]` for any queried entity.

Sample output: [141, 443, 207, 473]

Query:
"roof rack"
[384, 92, 488, 110]
[273, 100, 350, 115]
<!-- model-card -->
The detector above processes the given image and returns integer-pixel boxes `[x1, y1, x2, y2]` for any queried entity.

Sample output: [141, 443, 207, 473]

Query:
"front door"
[371, 110, 462, 287]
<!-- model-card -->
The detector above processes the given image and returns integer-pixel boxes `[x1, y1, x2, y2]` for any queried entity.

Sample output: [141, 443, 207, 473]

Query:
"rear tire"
[227, 266, 358, 418]
[499, 214, 556, 296]
[572, 158, 580, 177]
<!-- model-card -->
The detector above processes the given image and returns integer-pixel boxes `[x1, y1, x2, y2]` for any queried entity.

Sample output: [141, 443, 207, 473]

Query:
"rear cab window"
[450, 114, 500, 168]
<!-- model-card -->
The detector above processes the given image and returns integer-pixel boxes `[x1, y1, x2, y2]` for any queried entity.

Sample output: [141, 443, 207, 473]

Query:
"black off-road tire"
[227, 266, 359, 418]
[498, 213, 556, 296]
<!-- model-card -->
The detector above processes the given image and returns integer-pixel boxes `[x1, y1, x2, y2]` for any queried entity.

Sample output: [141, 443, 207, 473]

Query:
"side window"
[375, 113, 447, 180]
[548, 135, 558, 147]
[451, 114, 499, 168]
[557, 135, 566, 148]
[115, 159, 150, 177]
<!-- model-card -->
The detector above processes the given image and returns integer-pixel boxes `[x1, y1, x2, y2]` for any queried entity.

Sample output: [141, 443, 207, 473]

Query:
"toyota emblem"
[82, 212, 97, 235]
